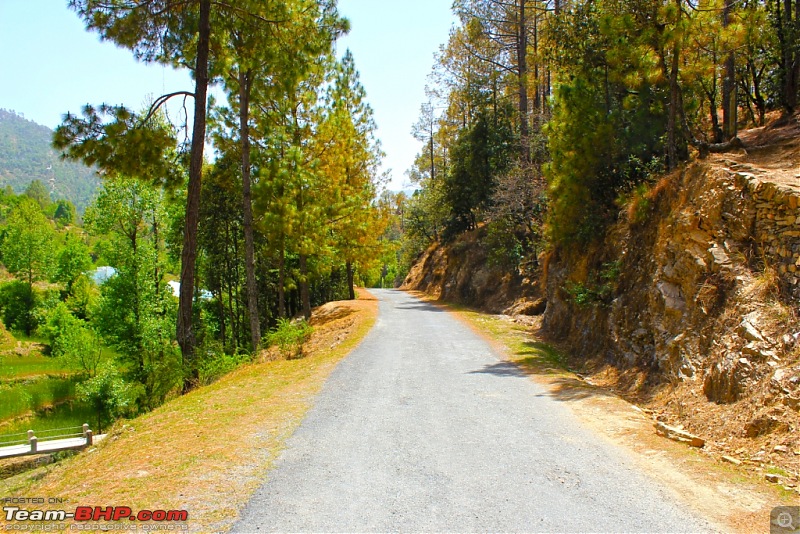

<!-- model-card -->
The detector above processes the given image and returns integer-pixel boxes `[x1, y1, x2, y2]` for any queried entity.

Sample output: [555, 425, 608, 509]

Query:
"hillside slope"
[0, 109, 99, 211]
[402, 228, 545, 315]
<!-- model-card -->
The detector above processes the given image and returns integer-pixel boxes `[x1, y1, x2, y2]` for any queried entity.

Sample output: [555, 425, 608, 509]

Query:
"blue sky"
[0, 0, 456, 190]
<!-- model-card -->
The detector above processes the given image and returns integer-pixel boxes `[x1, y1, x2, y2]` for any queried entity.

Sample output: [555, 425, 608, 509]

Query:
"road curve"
[234, 289, 713, 532]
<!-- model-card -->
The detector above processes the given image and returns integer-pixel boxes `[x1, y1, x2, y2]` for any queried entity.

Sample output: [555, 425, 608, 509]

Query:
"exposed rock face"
[543, 160, 800, 409]
[402, 229, 543, 314]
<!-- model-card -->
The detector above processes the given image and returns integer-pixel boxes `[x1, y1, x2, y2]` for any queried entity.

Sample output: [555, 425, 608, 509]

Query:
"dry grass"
[748, 264, 782, 301]
[0, 291, 378, 533]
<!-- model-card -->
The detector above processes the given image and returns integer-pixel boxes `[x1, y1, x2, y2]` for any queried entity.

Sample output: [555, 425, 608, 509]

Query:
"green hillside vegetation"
[393, 0, 800, 278]
[0, 0, 393, 441]
[0, 109, 99, 212]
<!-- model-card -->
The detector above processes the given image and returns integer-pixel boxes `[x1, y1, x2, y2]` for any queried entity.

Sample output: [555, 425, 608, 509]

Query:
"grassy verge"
[0, 291, 378, 533]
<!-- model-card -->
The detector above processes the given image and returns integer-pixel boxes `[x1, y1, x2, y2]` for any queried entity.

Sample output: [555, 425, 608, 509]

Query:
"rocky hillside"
[0, 109, 99, 212]
[404, 116, 800, 479]
[402, 228, 545, 315]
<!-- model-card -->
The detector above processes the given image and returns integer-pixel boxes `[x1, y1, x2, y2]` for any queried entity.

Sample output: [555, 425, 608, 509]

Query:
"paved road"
[235, 290, 713, 532]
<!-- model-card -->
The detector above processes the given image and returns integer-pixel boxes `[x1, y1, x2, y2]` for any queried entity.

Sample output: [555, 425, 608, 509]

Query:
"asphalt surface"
[235, 289, 714, 533]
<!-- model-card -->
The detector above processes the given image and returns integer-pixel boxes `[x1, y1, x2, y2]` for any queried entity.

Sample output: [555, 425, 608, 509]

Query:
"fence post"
[28, 430, 37, 453]
[82, 424, 89, 437]
[85, 429, 93, 446]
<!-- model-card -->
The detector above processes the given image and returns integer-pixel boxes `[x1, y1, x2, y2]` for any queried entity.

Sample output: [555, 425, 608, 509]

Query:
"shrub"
[266, 318, 313, 359]
[77, 362, 142, 433]
[0, 281, 38, 335]
[197, 340, 250, 385]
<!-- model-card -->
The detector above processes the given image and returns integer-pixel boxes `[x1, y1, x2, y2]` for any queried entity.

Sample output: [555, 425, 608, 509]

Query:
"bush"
[485, 220, 525, 271]
[563, 261, 621, 308]
[0, 281, 38, 335]
[265, 318, 313, 359]
[197, 340, 250, 385]
[77, 362, 142, 433]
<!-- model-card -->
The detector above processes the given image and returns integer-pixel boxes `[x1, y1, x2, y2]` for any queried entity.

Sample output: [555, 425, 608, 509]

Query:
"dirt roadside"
[407, 291, 797, 534]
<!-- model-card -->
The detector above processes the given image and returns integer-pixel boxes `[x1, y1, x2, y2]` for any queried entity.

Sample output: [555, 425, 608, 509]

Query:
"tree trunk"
[239, 69, 261, 352]
[722, 1, 737, 140]
[217, 290, 226, 349]
[429, 135, 435, 182]
[790, 0, 800, 111]
[751, 62, 767, 125]
[517, 0, 530, 163]
[666, 0, 682, 171]
[278, 237, 286, 318]
[178, 0, 211, 391]
[346, 260, 355, 300]
[300, 254, 311, 320]
[777, 0, 798, 112]
[667, 45, 680, 170]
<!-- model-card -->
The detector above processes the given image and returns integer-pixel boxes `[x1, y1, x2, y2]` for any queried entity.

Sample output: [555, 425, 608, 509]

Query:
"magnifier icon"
[778, 512, 796, 530]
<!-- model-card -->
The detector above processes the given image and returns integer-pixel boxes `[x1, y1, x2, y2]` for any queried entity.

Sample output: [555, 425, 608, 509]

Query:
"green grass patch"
[0, 353, 70, 379]
[766, 466, 792, 478]
[0, 376, 79, 421]
[0, 401, 96, 438]
[453, 308, 569, 376]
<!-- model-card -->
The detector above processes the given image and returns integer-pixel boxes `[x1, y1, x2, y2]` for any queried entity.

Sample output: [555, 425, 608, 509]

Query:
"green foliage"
[65, 274, 99, 320]
[85, 178, 180, 407]
[563, 261, 622, 308]
[24, 179, 52, 211]
[485, 220, 524, 270]
[2, 197, 57, 287]
[444, 109, 514, 237]
[0, 281, 38, 335]
[42, 302, 103, 377]
[0, 109, 99, 212]
[197, 340, 250, 386]
[53, 232, 93, 290]
[266, 318, 313, 359]
[53, 199, 78, 226]
[545, 67, 667, 244]
[76, 362, 142, 433]
[40, 301, 82, 349]
[53, 105, 182, 190]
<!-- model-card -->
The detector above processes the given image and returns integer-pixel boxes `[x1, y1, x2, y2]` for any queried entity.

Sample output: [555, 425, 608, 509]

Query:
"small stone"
[721, 455, 742, 466]
[740, 319, 765, 343]
[766, 473, 781, 483]
[655, 422, 705, 447]
[773, 445, 789, 454]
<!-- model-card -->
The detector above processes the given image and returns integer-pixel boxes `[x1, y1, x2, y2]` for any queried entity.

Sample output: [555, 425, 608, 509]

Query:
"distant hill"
[0, 109, 99, 212]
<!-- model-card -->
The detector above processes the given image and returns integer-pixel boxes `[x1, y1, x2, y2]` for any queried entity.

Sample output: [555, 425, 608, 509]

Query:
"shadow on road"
[468, 341, 617, 403]
[394, 303, 446, 312]
[468, 361, 528, 378]
[534, 377, 616, 402]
